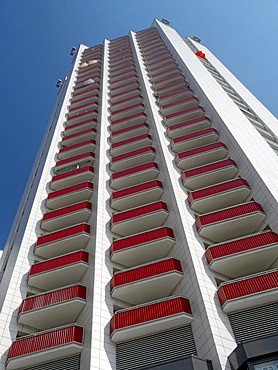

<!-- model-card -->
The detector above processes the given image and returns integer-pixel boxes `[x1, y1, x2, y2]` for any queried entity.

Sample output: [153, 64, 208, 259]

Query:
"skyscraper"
[0, 18, 277, 370]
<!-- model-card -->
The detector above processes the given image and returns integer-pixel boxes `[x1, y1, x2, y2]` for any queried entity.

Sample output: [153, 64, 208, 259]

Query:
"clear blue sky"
[1, 0, 278, 249]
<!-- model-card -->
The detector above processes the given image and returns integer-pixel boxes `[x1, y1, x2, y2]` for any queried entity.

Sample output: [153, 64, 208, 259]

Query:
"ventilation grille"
[229, 302, 278, 343]
[116, 325, 196, 370]
[23, 355, 80, 370]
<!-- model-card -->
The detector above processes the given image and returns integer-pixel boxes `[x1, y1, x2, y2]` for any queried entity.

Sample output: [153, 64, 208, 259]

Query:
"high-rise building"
[0, 19, 277, 370]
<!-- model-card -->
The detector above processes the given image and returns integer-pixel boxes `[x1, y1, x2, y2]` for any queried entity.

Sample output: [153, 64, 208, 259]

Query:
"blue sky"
[1, 0, 278, 249]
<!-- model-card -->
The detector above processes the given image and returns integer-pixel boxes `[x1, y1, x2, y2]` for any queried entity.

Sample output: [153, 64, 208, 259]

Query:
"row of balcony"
[139, 31, 278, 319]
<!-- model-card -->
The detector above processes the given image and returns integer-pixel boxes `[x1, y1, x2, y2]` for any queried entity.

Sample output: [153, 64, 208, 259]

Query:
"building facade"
[0, 19, 277, 370]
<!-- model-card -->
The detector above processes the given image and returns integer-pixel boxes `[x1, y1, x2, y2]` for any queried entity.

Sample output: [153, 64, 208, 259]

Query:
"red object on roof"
[196, 51, 206, 60]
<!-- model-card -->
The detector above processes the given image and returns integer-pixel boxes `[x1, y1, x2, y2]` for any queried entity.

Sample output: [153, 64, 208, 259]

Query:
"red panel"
[36, 224, 90, 246]
[72, 87, 100, 98]
[159, 88, 192, 100]
[188, 178, 249, 204]
[111, 162, 159, 180]
[176, 142, 227, 161]
[111, 134, 152, 149]
[59, 139, 96, 154]
[111, 180, 163, 201]
[111, 258, 182, 290]
[111, 123, 149, 138]
[42, 201, 92, 221]
[111, 112, 146, 126]
[181, 159, 237, 181]
[51, 166, 94, 183]
[111, 146, 155, 163]
[29, 251, 89, 276]
[68, 101, 98, 113]
[167, 116, 210, 133]
[62, 128, 97, 141]
[111, 201, 168, 224]
[110, 297, 191, 332]
[69, 94, 99, 105]
[217, 270, 278, 306]
[110, 227, 174, 254]
[47, 182, 93, 200]
[195, 202, 265, 231]
[205, 231, 278, 264]
[111, 103, 144, 116]
[64, 119, 97, 131]
[7, 325, 83, 359]
[55, 152, 95, 167]
[109, 88, 140, 100]
[18, 285, 86, 315]
[110, 68, 137, 81]
[172, 128, 218, 144]
[165, 106, 204, 120]
[67, 109, 98, 122]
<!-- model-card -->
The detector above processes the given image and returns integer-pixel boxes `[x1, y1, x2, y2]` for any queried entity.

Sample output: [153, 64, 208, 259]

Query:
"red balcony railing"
[111, 146, 155, 164]
[181, 158, 238, 191]
[110, 258, 183, 304]
[188, 178, 251, 214]
[6, 325, 83, 369]
[171, 128, 219, 151]
[62, 128, 97, 143]
[28, 251, 89, 291]
[110, 296, 192, 343]
[164, 106, 205, 126]
[36, 224, 90, 247]
[43, 201, 91, 221]
[111, 180, 163, 201]
[58, 139, 96, 160]
[167, 116, 211, 138]
[46, 182, 93, 207]
[110, 162, 159, 190]
[110, 112, 147, 131]
[205, 231, 278, 278]
[110, 146, 156, 172]
[50, 166, 94, 190]
[29, 250, 88, 276]
[196, 202, 266, 243]
[18, 285, 86, 316]
[217, 269, 278, 313]
[55, 152, 95, 172]
[175, 142, 228, 170]
[64, 118, 97, 133]
[110, 123, 149, 143]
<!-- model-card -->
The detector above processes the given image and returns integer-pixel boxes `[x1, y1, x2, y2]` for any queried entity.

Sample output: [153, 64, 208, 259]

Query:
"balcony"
[110, 227, 175, 267]
[18, 285, 86, 330]
[110, 56, 134, 69]
[50, 166, 94, 191]
[148, 63, 177, 79]
[109, 78, 138, 95]
[110, 75, 137, 91]
[110, 103, 145, 121]
[181, 159, 239, 191]
[175, 142, 228, 171]
[205, 231, 278, 278]
[110, 112, 147, 132]
[54, 152, 95, 174]
[110, 296, 192, 343]
[111, 258, 183, 304]
[151, 73, 185, 90]
[110, 201, 169, 236]
[65, 108, 98, 126]
[171, 128, 219, 153]
[164, 106, 205, 127]
[217, 269, 278, 313]
[110, 134, 152, 156]
[46, 182, 93, 210]
[158, 88, 194, 105]
[155, 80, 188, 96]
[195, 202, 266, 243]
[110, 179, 163, 211]
[146, 54, 173, 68]
[167, 117, 211, 139]
[110, 68, 136, 82]
[69, 93, 99, 109]
[58, 139, 96, 160]
[41, 201, 92, 232]
[34, 223, 91, 259]
[28, 250, 89, 290]
[188, 178, 251, 214]
[160, 97, 199, 117]
[63, 118, 97, 136]
[61, 128, 97, 146]
[143, 45, 167, 59]
[110, 123, 149, 144]
[109, 87, 141, 104]
[148, 61, 178, 76]
[110, 94, 143, 112]
[71, 86, 100, 101]
[110, 162, 159, 190]
[110, 146, 156, 172]
[109, 61, 135, 75]
[67, 101, 98, 118]
[6, 325, 83, 370]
